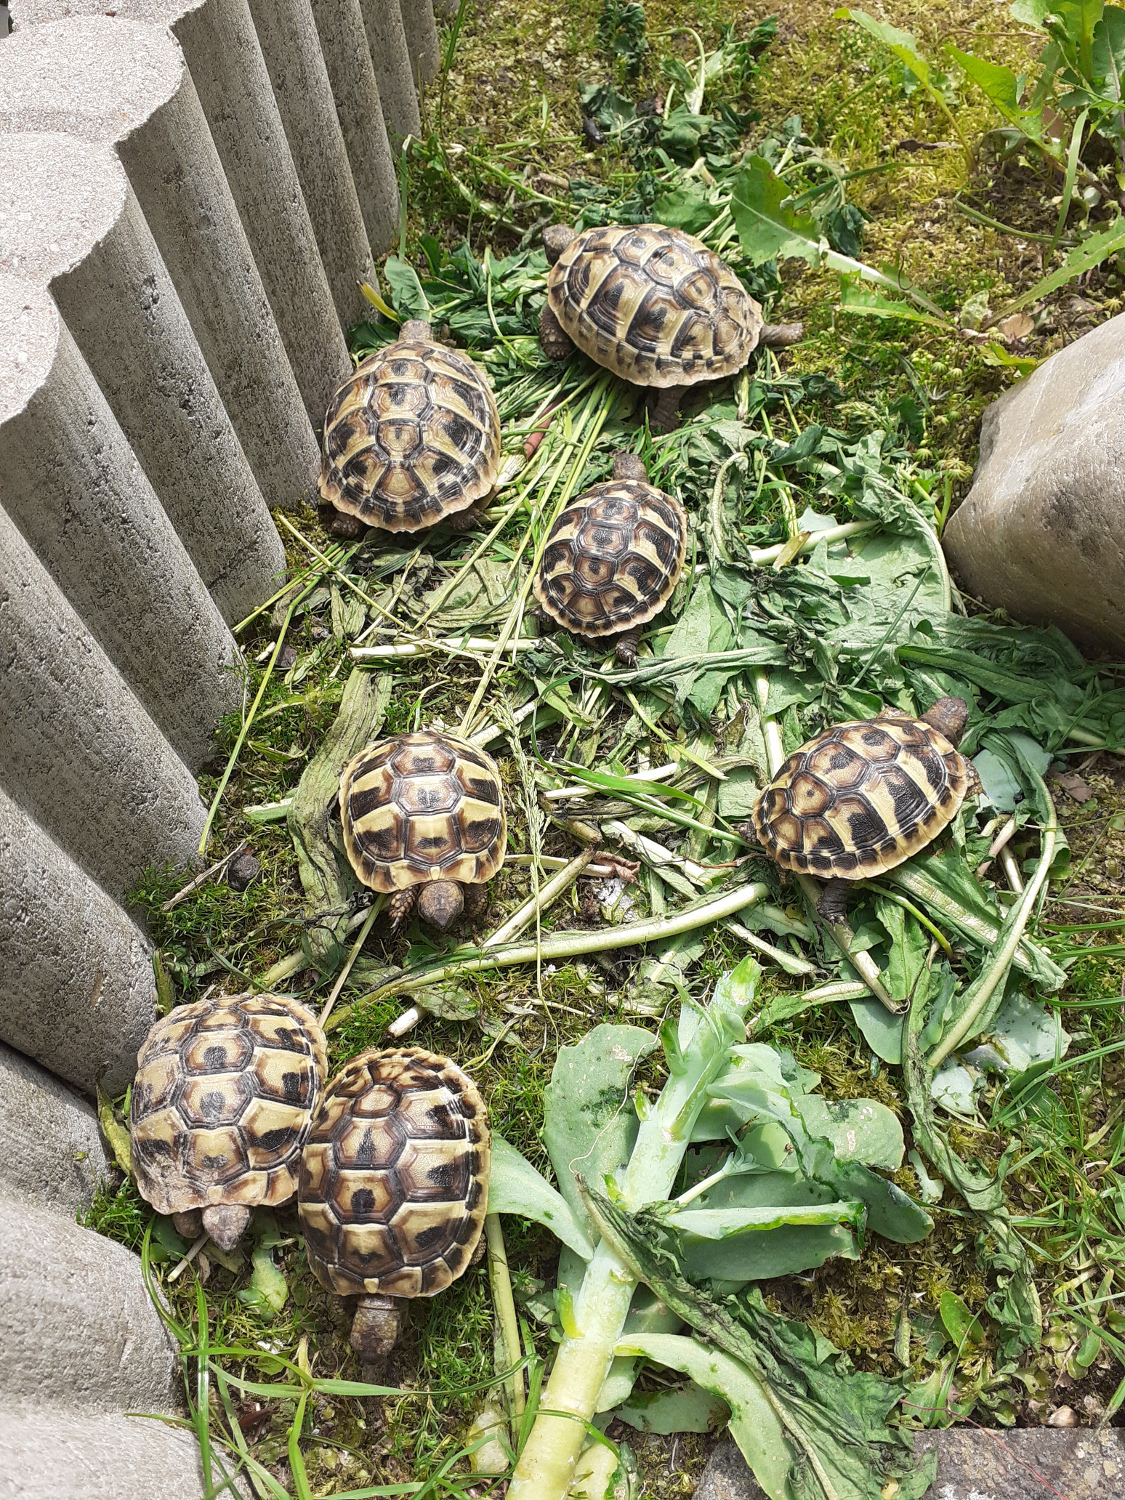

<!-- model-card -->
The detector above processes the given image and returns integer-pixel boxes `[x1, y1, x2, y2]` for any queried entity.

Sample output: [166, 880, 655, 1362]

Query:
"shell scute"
[298, 1048, 489, 1300]
[752, 712, 972, 879]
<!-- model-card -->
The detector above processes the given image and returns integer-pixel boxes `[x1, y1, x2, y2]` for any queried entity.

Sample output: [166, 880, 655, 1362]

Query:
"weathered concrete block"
[695, 1430, 1125, 1500]
[309, 0, 398, 253]
[399, 0, 439, 86]
[944, 313, 1125, 656]
[359, 0, 421, 146]
[0, 502, 206, 905]
[4, 1412, 211, 1500]
[0, 264, 240, 769]
[0, 786, 157, 1093]
[12, 0, 350, 423]
[246, 0, 379, 322]
[0, 1044, 110, 1213]
[0, 1193, 180, 1413]
[0, 14, 319, 515]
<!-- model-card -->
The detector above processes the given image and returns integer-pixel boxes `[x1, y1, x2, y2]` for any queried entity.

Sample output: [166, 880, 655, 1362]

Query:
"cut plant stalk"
[483, 848, 595, 948]
[485, 1213, 526, 1421]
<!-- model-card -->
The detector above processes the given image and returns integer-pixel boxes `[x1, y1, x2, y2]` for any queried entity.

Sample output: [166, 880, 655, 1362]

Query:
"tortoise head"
[398, 318, 433, 343]
[417, 879, 465, 929]
[543, 223, 578, 266]
[611, 451, 648, 483]
[920, 696, 969, 747]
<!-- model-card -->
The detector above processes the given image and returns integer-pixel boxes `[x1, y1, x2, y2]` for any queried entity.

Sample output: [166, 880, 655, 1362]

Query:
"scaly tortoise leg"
[614, 626, 641, 668]
[539, 303, 573, 361]
[445, 499, 482, 533]
[650, 386, 683, 433]
[388, 887, 417, 930]
[461, 882, 488, 923]
[321, 504, 367, 540]
[817, 877, 850, 925]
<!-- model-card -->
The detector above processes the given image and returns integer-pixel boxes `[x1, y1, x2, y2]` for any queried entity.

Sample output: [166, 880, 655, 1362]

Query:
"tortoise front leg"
[462, 882, 488, 923]
[389, 887, 417, 930]
[650, 386, 682, 433]
[817, 877, 850, 924]
[445, 498, 482, 533]
[321, 503, 367, 540]
[539, 303, 573, 361]
[614, 626, 641, 668]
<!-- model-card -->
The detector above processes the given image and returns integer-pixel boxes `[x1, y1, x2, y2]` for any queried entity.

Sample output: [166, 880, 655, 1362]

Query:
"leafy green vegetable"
[614, 1380, 728, 1435]
[488, 1134, 596, 1259]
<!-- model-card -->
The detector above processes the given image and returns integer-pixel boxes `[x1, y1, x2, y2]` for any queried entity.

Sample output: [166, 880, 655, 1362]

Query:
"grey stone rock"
[0, 31, 290, 612]
[0, 1043, 110, 1214]
[943, 312, 1125, 656]
[309, 0, 398, 253]
[226, 848, 261, 890]
[0, 502, 206, 906]
[3, 1410, 212, 1500]
[695, 1429, 1125, 1499]
[245, 0, 379, 324]
[0, 1193, 180, 1413]
[0, 262, 240, 770]
[12, 0, 350, 424]
[0, 13, 319, 515]
[0, 786, 157, 1093]
[359, 0, 422, 145]
[398, 0, 439, 86]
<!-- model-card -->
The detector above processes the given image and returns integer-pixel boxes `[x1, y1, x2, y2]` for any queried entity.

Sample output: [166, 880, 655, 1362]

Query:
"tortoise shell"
[752, 711, 973, 879]
[318, 335, 501, 532]
[130, 993, 327, 1217]
[340, 731, 506, 894]
[298, 1047, 489, 1299]
[533, 479, 687, 639]
[546, 223, 763, 389]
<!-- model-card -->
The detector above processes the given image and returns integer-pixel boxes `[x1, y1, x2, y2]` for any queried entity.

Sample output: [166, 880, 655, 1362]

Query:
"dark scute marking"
[142, 1137, 173, 1158]
[464, 775, 499, 804]
[415, 1223, 450, 1251]
[882, 764, 931, 827]
[914, 747, 949, 795]
[200, 1091, 225, 1121]
[353, 1127, 379, 1168]
[862, 728, 892, 746]
[283, 1070, 303, 1103]
[844, 800, 890, 850]
[428, 1103, 457, 1134]
[463, 817, 500, 845]
[354, 820, 402, 859]
[829, 749, 857, 771]
[203, 1045, 227, 1071]
[431, 454, 456, 477]
[807, 823, 846, 855]
[256, 1126, 297, 1152]
[833, 851, 859, 874]
[465, 1180, 484, 1211]
[348, 786, 386, 821]
[389, 358, 412, 376]
[808, 853, 836, 872]
[445, 1244, 464, 1271]
[352, 1188, 376, 1215]
[460, 1103, 478, 1121]
[413, 832, 450, 853]
[427, 1162, 456, 1188]
[203, 1153, 228, 1169]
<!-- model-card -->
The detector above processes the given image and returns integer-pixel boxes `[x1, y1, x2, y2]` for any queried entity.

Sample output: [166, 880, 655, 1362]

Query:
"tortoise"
[533, 450, 687, 666]
[130, 992, 328, 1250]
[318, 319, 501, 539]
[339, 730, 506, 930]
[298, 1046, 489, 1360]
[751, 697, 981, 922]
[539, 223, 803, 430]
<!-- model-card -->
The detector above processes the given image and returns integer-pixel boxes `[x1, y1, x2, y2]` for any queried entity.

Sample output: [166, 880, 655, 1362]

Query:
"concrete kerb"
[308, 0, 399, 254]
[0, 13, 318, 514]
[0, 1043, 111, 1214]
[0, 259, 240, 770]
[358, 0, 421, 148]
[245, 0, 379, 324]
[12, 0, 351, 423]
[0, 786, 158, 1093]
[4, 1410, 216, 1500]
[399, 0, 439, 87]
[0, 502, 207, 904]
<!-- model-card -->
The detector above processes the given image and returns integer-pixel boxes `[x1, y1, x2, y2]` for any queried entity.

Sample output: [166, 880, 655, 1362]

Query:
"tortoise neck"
[612, 452, 648, 483]
[399, 318, 432, 342]
[919, 695, 969, 746]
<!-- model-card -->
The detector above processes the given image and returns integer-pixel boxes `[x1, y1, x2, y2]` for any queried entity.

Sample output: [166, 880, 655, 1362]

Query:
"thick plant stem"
[485, 1214, 525, 1420]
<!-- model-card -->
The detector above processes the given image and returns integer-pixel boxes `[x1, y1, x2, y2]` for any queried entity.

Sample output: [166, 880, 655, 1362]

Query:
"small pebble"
[277, 644, 298, 670]
[227, 850, 261, 892]
[1046, 1405, 1077, 1427]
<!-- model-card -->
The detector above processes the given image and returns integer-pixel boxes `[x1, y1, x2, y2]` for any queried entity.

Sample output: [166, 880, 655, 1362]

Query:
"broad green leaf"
[849, 994, 905, 1064]
[614, 1334, 796, 1499]
[150, 1217, 190, 1264]
[1011, 0, 1052, 24]
[383, 256, 430, 319]
[836, 8, 968, 155]
[838, 276, 950, 328]
[669, 1200, 866, 1238]
[1094, 6, 1125, 102]
[794, 1095, 905, 1171]
[543, 1023, 657, 1236]
[614, 1379, 729, 1435]
[237, 1244, 289, 1319]
[947, 47, 1032, 126]
[487, 1134, 596, 1260]
[730, 154, 820, 264]
[1003, 215, 1125, 309]
[652, 184, 721, 235]
[940, 1290, 985, 1348]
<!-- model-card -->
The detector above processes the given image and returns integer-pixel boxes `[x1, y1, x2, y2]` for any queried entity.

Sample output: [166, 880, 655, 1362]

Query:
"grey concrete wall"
[399, 0, 439, 87]
[0, 269, 241, 770]
[5, 1413, 211, 1500]
[0, 14, 320, 513]
[0, 1044, 111, 1214]
[0, 785, 158, 1094]
[358, 0, 421, 147]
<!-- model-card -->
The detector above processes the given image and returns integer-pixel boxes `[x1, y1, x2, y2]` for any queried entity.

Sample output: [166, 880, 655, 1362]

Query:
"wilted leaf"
[96, 1086, 132, 1176]
[996, 311, 1034, 342]
[383, 257, 430, 320]
[940, 1290, 985, 1348]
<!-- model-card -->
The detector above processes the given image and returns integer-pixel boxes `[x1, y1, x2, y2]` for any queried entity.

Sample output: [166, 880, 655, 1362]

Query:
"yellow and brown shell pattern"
[752, 712, 972, 879]
[339, 731, 506, 894]
[299, 1048, 489, 1299]
[318, 337, 501, 531]
[547, 223, 763, 389]
[534, 479, 687, 639]
[130, 993, 328, 1217]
